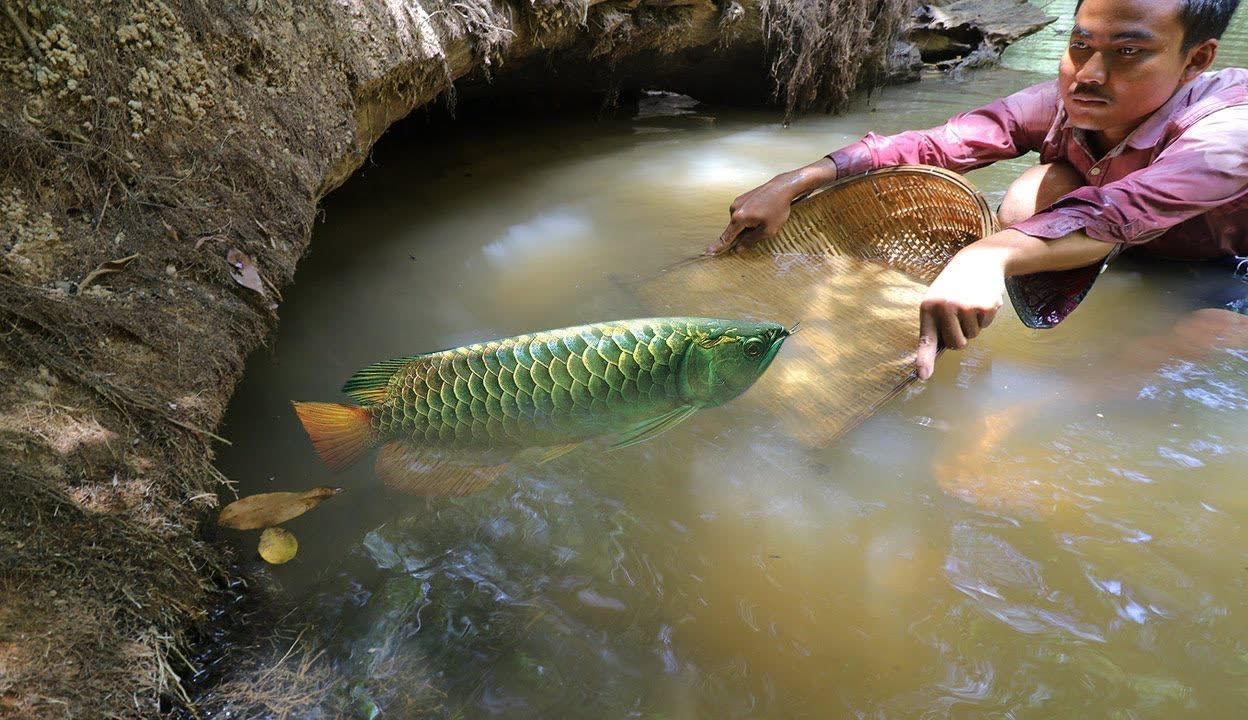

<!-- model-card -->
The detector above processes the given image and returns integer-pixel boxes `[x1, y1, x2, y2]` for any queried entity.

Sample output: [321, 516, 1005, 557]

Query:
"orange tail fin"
[291, 401, 375, 471]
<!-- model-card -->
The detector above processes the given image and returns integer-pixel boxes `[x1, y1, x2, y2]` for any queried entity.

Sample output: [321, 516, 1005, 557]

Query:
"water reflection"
[216, 2, 1248, 716]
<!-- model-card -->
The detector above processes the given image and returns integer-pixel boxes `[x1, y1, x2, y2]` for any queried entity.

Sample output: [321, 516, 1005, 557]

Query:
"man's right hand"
[705, 157, 840, 256]
[705, 179, 797, 255]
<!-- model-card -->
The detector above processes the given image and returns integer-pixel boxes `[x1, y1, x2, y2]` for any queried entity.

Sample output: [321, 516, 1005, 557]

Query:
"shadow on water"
[215, 1, 1248, 716]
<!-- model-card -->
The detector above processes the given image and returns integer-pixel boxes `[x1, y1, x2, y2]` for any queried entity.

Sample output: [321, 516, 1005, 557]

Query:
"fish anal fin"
[534, 442, 585, 465]
[375, 442, 509, 496]
[609, 405, 699, 451]
[343, 355, 425, 405]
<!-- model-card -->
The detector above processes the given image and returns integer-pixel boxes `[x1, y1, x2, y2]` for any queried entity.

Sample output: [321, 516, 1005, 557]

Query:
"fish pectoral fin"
[375, 441, 509, 496]
[609, 405, 699, 451]
[533, 442, 586, 465]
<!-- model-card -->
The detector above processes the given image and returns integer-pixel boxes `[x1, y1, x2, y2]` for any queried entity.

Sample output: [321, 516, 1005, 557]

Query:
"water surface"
[216, 3, 1248, 716]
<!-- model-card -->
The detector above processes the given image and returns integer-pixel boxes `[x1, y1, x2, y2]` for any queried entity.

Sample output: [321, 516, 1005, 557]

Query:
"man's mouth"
[1071, 90, 1111, 105]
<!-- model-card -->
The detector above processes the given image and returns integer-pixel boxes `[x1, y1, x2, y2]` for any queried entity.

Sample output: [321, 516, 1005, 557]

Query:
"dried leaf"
[226, 248, 266, 296]
[162, 221, 179, 242]
[78, 253, 139, 293]
[259, 527, 298, 564]
[217, 486, 343, 529]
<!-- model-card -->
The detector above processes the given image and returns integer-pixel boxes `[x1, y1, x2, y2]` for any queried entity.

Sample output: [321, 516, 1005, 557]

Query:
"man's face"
[1059, 0, 1204, 142]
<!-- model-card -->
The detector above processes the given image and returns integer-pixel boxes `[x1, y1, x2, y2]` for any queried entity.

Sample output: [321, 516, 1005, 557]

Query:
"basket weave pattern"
[755, 165, 999, 283]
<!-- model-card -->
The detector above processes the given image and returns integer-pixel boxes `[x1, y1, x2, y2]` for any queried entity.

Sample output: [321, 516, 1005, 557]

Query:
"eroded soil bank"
[0, 0, 1048, 716]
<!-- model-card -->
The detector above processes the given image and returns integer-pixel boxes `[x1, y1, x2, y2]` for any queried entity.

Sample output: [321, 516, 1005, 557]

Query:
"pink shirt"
[828, 68, 1248, 260]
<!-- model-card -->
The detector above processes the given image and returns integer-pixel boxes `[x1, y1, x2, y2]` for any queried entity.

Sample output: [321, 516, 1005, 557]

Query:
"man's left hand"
[916, 244, 1009, 380]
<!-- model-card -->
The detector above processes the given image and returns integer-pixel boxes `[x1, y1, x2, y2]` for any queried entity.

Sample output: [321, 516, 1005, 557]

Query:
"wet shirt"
[828, 68, 1248, 260]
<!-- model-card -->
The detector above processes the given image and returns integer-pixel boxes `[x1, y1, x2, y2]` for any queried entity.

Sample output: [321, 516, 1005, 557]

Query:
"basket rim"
[796, 164, 1000, 238]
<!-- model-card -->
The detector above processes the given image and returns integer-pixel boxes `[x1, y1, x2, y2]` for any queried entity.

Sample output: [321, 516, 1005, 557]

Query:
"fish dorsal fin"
[609, 405, 699, 451]
[342, 355, 426, 405]
[375, 441, 511, 496]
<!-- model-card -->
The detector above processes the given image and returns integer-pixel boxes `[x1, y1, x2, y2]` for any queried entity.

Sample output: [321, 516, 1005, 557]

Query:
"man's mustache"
[1072, 85, 1111, 101]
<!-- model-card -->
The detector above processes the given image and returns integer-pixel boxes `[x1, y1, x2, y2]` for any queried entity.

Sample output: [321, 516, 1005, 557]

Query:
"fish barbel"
[293, 317, 789, 495]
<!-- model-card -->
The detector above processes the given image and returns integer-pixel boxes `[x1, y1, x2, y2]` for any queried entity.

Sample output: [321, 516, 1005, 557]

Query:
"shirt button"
[1089, 167, 1102, 176]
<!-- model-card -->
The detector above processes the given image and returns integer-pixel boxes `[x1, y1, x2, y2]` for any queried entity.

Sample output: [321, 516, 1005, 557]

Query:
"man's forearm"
[967, 228, 1115, 277]
[775, 157, 840, 200]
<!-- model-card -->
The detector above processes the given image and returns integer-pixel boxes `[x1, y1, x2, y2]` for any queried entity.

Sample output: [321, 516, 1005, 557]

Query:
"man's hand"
[916, 244, 1008, 380]
[706, 157, 839, 256]
[705, 182, 794, 255]
[916, 228, 1115, 380]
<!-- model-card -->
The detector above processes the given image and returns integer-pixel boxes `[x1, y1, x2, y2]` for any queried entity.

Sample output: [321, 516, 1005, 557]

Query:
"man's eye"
[1069, 40, 1090, 50]
[1119, 46, 1140, 56]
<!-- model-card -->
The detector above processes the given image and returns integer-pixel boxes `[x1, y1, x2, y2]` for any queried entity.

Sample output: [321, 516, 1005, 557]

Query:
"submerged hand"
[916, 245, 1007, 380]
[706, 180, 795, 255]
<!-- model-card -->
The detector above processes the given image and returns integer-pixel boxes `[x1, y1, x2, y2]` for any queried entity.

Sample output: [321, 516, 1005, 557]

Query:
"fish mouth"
[762, 322, 794, 361]
[769, 320, 799, 346]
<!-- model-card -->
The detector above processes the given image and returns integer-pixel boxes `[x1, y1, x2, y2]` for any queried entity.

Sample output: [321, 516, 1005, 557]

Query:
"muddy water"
[217, 3, 1248, 716]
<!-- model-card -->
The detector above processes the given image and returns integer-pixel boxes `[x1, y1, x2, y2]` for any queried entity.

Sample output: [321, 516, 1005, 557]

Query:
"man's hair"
[1075, 0, 1241, 51]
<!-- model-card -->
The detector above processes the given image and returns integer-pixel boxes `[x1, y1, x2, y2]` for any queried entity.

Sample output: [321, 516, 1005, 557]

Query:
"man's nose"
[1075, 52, 1108, 84]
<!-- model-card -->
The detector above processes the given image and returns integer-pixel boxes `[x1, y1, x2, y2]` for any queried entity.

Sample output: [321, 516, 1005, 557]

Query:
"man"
[708, 0, 1247, 380]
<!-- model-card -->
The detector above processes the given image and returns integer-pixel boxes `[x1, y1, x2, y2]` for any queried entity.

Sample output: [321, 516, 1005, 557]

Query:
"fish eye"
[743, 338, 765, 358]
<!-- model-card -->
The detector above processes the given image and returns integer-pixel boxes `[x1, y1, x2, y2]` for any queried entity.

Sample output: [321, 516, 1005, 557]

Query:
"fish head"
[679, 319, 790, 406]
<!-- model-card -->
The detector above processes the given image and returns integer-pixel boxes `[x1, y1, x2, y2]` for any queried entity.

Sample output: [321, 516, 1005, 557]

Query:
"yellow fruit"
[258, 527, 298, 565]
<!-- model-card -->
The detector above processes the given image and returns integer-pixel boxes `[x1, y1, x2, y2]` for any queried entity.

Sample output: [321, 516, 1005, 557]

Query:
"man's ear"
[1183, 39, 1218, 82]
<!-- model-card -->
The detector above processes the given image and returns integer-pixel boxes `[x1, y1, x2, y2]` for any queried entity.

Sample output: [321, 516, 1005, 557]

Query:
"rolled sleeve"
[827, 140, 875, 178]
[1013, 106, 1248, 246]
[826, 81, 1058, 176]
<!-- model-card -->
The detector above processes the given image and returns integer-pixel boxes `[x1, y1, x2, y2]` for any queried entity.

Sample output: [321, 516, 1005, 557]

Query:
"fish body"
[293, 317, 788, 495]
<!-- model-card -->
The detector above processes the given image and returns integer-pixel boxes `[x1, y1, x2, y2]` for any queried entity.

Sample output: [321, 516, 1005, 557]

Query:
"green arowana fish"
[293, 317, 790, 496]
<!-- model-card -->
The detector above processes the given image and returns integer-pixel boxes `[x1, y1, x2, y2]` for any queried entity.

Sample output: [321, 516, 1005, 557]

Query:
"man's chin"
[1063, 107, 1114, 131]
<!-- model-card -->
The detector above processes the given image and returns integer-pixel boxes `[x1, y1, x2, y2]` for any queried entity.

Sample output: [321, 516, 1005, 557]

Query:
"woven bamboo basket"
[638, 164, 999, 447]
[756, 164, 999, 280]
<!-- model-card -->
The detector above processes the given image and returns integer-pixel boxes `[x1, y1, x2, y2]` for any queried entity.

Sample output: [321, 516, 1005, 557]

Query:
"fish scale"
[371, 319, 698, 449]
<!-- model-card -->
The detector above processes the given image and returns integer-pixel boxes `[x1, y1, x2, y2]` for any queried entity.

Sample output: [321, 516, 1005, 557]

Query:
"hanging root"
[760, 0, 913, 121]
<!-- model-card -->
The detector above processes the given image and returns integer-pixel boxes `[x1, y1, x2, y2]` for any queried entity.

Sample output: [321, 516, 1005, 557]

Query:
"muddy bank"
[0, 0, 1048, 716]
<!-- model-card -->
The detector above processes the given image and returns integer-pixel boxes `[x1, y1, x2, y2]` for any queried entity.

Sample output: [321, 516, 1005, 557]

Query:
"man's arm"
[708, 82, 1058, 255]
[919, 105, 1248, 379]
[915, 229, 1113, 379]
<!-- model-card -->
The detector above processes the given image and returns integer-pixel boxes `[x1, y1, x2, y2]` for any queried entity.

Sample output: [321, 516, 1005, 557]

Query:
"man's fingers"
[939, 307, 968, 351]
[958, 308, 981, 340]
[979, 307, 998, 330]
[917, 307, 940, 380]
[730, 226, 769, 254]
[707, 218, 749, 255]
